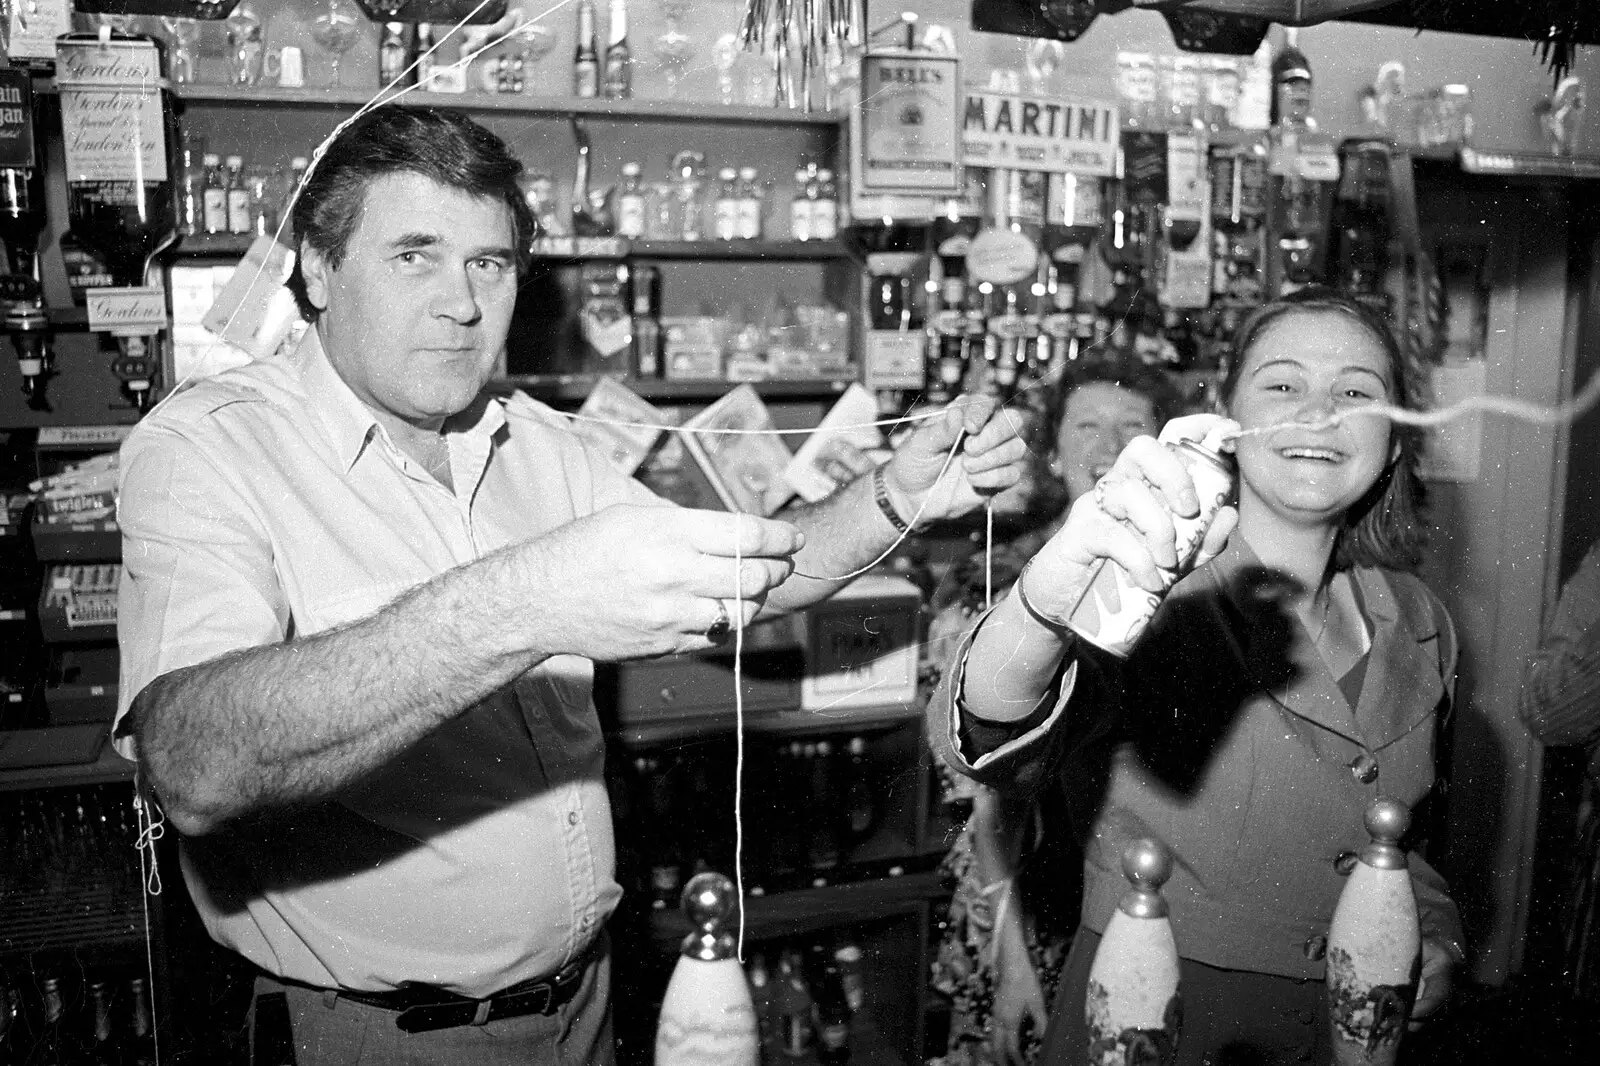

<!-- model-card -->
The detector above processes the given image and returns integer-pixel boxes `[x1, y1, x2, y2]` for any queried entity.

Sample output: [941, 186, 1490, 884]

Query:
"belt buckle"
[497, 980, 554, 1020]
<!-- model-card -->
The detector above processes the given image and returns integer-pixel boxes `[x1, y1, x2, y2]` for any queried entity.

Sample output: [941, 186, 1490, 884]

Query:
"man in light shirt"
[115, 106, 1025, 1065]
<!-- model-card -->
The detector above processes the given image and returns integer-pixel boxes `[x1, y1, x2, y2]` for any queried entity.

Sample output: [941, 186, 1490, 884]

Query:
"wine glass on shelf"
[515, 20, 558, 94]
[712, 33, 741, 106]
[1026, 39, 1065, 94]
[309, 0, 363, 89]
[653, 0, 698, 99]
[159, 18, 201, 84]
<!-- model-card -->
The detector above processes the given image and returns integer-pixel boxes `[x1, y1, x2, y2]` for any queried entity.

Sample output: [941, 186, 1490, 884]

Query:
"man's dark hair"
[286, 106, 535, 320]
[1219, 285, 1430, 573]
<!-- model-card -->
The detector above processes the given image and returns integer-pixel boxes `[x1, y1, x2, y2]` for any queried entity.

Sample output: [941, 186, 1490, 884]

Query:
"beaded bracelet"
[872, 464, 912, 534]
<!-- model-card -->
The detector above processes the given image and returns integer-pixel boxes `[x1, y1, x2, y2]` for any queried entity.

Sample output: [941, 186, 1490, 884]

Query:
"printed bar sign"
[961, 91, 1119, 177]
[56, 37, 170, 184]
[854, 52, 962, 195]
[0, 69, 35, 170]
[87, 286, 168, 334]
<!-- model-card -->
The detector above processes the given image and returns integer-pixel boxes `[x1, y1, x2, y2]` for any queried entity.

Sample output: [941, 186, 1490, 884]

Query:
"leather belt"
[329, 950, 592, 1033]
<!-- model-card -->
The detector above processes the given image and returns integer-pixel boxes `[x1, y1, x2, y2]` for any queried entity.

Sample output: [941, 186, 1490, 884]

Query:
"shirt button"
[568, 811, 580, 826]
[1333, 850, 1359, 875]
[1349, 753, 1379, 784]
[1303, 934, 1327, 961]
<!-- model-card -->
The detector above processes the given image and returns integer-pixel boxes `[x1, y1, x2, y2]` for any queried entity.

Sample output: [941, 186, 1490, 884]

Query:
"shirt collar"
[291, 327, 507, 473]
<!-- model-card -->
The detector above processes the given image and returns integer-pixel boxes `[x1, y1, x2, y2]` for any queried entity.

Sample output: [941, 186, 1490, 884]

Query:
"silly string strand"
[1227, 364, 1600, 441]
[733, 529, 747, 960]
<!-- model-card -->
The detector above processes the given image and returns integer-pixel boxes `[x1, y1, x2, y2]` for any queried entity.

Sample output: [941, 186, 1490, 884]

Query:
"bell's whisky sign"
[853, 52, 963, 195]
[961, 91, 1119, 177]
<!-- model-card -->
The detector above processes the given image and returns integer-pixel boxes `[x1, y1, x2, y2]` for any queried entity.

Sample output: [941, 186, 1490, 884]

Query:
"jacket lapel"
[1351, 568, 1443, 750]
[1203, 539, 1363, 745]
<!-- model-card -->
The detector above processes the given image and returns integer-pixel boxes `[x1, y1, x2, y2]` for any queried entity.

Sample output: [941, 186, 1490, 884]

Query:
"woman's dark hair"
[1219, 286, 1429, 573]
[286, 106, 535, 320]
[1049, 356, 1181, 437]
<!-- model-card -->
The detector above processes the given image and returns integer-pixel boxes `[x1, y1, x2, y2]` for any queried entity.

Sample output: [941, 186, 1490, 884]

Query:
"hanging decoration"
[736, 0, 860, 110]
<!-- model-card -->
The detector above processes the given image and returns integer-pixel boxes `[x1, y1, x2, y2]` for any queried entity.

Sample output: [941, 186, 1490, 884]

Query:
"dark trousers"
[1040, 927, 1331, 1066]
[249, 932, 614, 1066]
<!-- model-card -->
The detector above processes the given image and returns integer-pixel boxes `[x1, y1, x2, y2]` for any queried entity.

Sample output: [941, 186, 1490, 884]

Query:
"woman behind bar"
[927, 288, 1465, 1065]
[926, 361, 1176, 1066]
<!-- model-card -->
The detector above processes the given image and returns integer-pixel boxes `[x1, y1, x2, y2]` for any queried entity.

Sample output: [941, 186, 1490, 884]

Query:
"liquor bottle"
[615, 161, 646, 239]
[832, 937, 866, 1013]
[841, 736, 878, 845]
[774, 948, 814, 1057]
[285, 155, 310, 218]
[747, 952, 775, 1052]
[806, 741, 842, 874]
[1208, 138, 1268, 308]
[1328, 138, 1395, 310]
[813, 950, 853, 1065]
[0, 61, 50, 406]
[579, 262, 632, 374]
[225, 155, 250, 235]
[1269, 27, 1313, 131]
[602, 0, 631, 100]
[713, 167, 740, 242]
[202, 154, 227, 235]
[1267, 28, 1335, 296]
[735, 166, 762, 240]
[573, 0, 599, 98]
[630, 262, 661, 377]
[642, 753, 683, 909]
[813, 169, 838, 239]
[379, 22, 413, 89]
[412, 23, 437, 89]
[57, 28, 181, 413]
[790, 165, 814, 241]
[127, 977, 156, 1066]
[177, 132, 204, 237]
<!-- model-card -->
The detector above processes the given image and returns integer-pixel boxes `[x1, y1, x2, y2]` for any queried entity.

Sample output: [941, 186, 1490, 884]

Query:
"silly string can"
[1066, 424, 1236, 657]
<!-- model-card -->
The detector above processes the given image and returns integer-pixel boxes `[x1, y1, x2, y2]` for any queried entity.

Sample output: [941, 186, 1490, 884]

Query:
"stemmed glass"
[309, 0, 363, 89]
[653, 0, 697, 98]
[158, 18, 201, 85]
[712, 33, 741, 106]
[516, 21, 558, 94]
[1026, 39, 1065, 94]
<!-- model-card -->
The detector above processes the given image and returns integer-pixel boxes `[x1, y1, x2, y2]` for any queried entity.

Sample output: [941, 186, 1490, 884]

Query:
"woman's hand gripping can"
[1065, 426, 1237, 658]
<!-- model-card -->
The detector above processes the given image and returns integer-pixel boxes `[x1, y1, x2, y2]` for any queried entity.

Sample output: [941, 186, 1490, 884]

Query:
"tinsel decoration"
[1399, 0, 1593, 86]
[738, 0, 860, 110]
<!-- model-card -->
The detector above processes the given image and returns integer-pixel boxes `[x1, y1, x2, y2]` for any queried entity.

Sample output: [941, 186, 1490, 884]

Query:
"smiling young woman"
[928, 287, 1465, 1066]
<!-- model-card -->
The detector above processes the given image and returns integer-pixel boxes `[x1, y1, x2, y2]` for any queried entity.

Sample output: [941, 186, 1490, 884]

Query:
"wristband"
[873, 464, 912, 534]
[1013, 560, 1075, 634]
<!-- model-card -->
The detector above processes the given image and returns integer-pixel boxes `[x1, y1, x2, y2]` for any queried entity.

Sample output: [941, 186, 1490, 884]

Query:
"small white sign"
[37, 425, 132, 448]
[864, 332, 925, 391]
[88, 286, 168, 335]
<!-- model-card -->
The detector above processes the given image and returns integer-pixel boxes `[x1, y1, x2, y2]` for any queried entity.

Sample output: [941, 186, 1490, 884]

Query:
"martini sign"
[961, 90, 1119, 177]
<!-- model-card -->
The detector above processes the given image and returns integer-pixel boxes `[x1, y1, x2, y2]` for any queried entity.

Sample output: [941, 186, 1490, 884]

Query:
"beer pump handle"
[654, 872, 758, 1065]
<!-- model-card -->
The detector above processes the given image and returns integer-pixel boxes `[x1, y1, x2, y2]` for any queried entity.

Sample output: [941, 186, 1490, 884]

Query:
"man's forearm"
[133, 543, 549, 836]
[765, 473, 899, 612]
